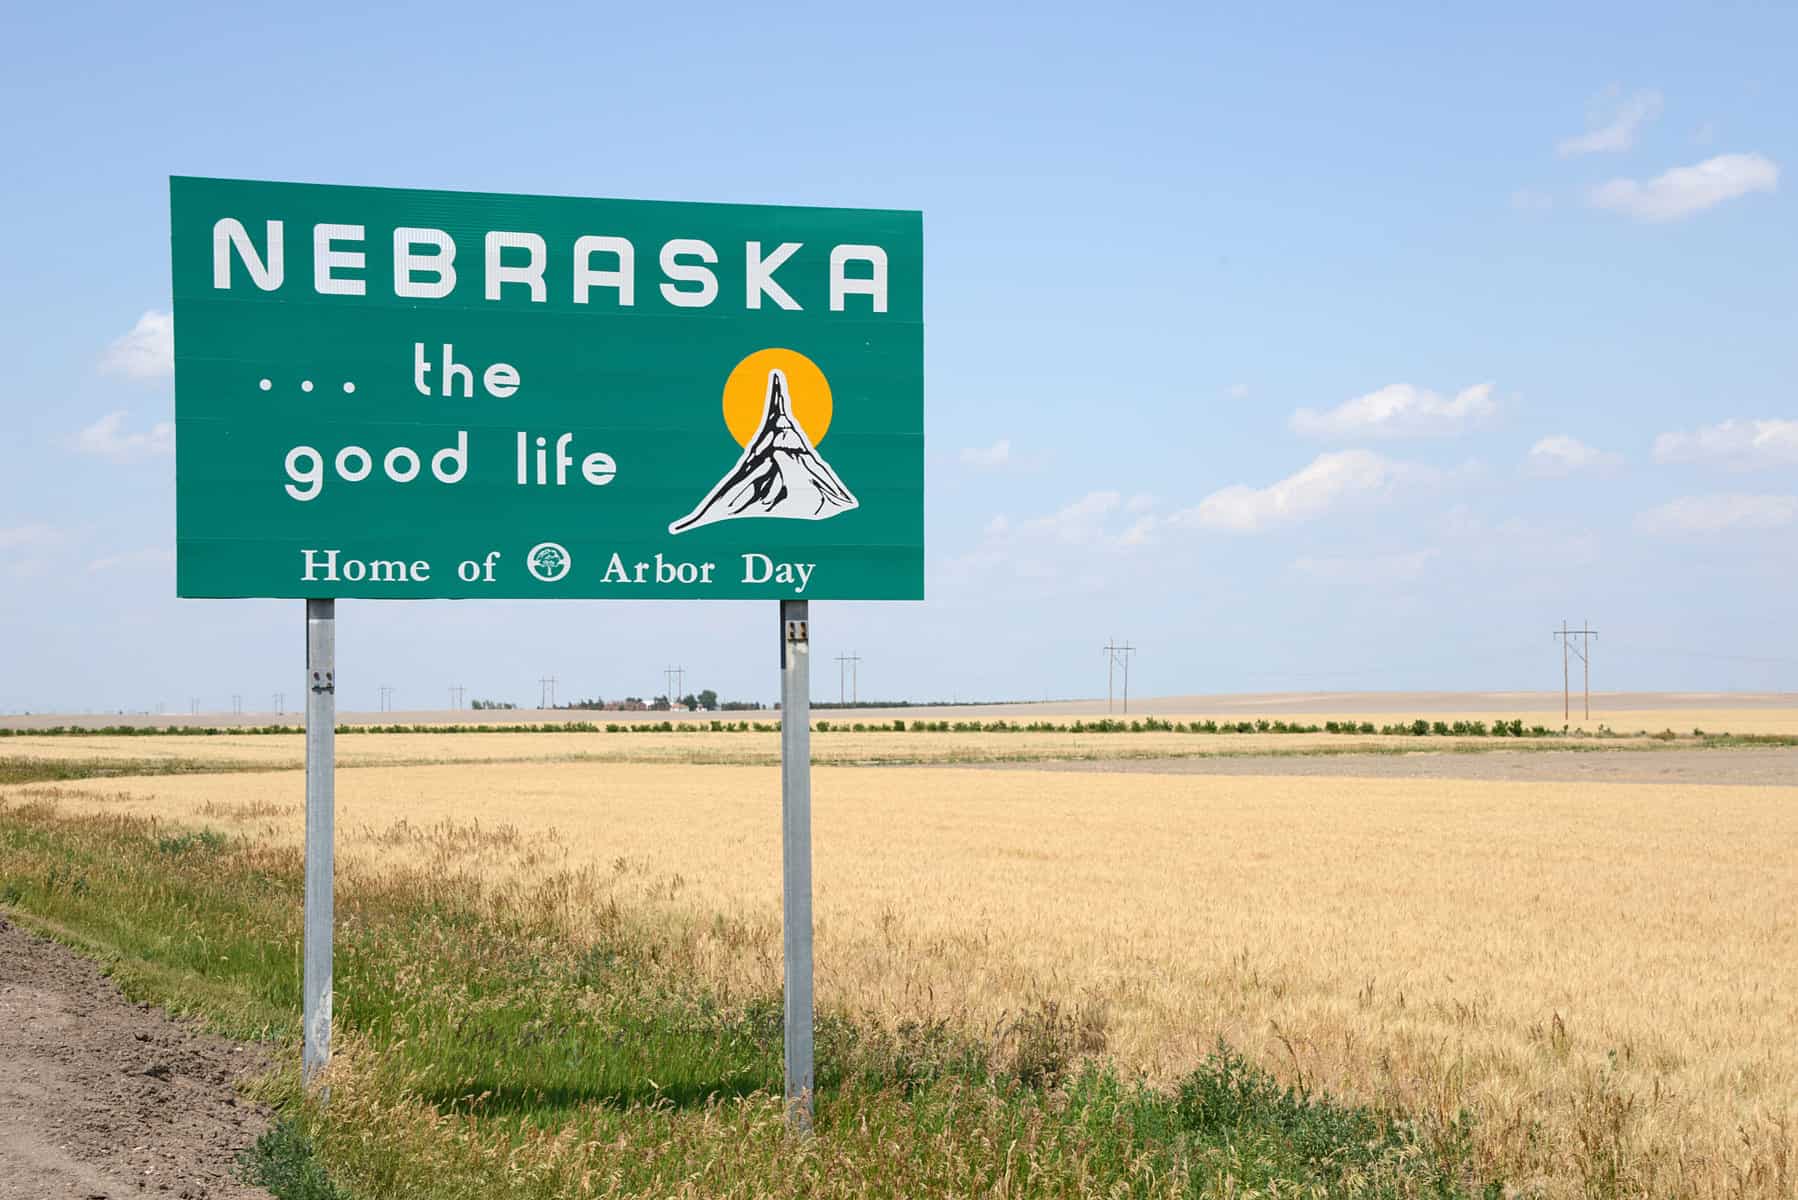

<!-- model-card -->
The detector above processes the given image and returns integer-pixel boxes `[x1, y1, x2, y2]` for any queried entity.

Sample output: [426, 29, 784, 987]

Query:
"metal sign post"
[779, 601, 814, 1131]
[302, 599, 335, 1087]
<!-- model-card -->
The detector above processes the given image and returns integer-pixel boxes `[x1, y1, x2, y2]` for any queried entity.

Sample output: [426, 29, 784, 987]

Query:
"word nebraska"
[211, 219, 890, 312]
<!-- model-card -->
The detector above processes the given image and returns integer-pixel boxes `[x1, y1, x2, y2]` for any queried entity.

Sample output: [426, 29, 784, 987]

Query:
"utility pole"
[851, 653, 861, 703]
[448, 685, 465, 710]
[1102, 639, 1136, 714]
[232, 693, 243, 716]
[378, 685, 395, 713]
[1553, 620, 1599, 722]
[273, 692, 284, 715]
[664, 665, 685, 709]
[190, 698, 199, 716]
[538, 676, 557, 709]
[834, 652, 861, 704]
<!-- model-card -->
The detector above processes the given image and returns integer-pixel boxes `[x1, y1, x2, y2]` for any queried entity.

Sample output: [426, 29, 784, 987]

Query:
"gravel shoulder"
[0, 916, 273, 1200]
[962, 746, 1798, 786]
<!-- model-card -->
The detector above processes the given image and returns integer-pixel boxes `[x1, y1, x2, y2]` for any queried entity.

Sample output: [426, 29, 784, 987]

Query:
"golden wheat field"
[6, 729, 1797, 1199]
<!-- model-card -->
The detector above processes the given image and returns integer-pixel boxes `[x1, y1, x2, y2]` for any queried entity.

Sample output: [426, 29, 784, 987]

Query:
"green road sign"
[170, 177, 923, 600]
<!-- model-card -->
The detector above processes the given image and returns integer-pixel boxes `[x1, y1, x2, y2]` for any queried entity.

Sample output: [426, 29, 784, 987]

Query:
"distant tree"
[697, 689, 719, 711]
[470, 698, 517, 710]
[651, 694, 671, 711]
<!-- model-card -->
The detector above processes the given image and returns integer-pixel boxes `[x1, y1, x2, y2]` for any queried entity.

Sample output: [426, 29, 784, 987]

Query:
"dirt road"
[0, 918, 272, 1199]
[973, 746, 1798, 786]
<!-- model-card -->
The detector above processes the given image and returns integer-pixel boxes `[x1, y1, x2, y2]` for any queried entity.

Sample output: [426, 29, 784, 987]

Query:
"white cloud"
[72, 411, 174, 462]
[1019, 490, 1124, 545]
[1439, 511, 1600, 571]
[88, 547, 176, 572]
[1589, 153, 1778, 221]
[1291, 548, 1439, 584]
[0, 523, 61, 551]
[1637, 493, 1796, 535]
[1290, 383, 1497, 439]
[98, 310, 174, 379]
[1557, 89, 1662, 157]
[1652, 419, 1798, 470]
[1526, 435, 1621, 476]
[0, 524, 62, 582]
[1176, 450, 1432, 534]
[1117, 516, 1158, 547]
[960, 439, 1011, 468]
[945, 490, 1159, 586]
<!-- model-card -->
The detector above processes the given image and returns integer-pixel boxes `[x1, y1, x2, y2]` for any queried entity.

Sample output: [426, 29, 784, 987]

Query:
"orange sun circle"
[722, 348, 832, 447]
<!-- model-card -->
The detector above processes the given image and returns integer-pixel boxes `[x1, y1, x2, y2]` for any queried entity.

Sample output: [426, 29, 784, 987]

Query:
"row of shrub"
[2, 718, 1716, 740]
[809, 716, 1562, 736]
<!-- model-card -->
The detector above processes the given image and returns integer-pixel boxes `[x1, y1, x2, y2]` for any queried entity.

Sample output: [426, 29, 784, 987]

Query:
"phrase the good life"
[281, 343, 617, 502]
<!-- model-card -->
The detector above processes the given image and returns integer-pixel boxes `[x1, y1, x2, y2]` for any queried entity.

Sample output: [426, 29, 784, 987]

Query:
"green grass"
[0, 756, 282, 785]
[244, 1120, 349, 1200]
[0, 795, 1501, 1198]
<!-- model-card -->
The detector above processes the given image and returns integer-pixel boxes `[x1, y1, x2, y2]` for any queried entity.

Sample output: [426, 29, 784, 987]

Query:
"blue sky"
[3, 2, 1795, 712]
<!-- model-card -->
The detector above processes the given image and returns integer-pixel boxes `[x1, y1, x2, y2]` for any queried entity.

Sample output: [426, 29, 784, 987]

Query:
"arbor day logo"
[526, 542, 571, 582]
[669, 348, 858, 535]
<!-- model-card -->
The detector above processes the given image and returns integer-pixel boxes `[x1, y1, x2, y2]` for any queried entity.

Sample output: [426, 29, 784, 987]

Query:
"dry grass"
[12, 751, 1797, 1199]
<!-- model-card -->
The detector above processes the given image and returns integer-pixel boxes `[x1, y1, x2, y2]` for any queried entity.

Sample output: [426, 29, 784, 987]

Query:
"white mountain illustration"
[669, 368, 859, 534]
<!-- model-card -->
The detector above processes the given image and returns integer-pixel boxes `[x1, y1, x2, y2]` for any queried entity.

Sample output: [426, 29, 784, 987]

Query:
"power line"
[538, 676, 557, 709]
[1102, 639, 1136, 714]
[664, 665, 685, 709]
[1624, 644, 1798, 666]
[1553, 619, 1599, 721]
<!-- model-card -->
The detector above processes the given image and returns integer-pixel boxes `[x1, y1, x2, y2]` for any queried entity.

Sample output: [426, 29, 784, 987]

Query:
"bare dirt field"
[0, 916, 271, 1200]
[11, 736, 1798, 1198]
[988, 745, 1798, 785]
